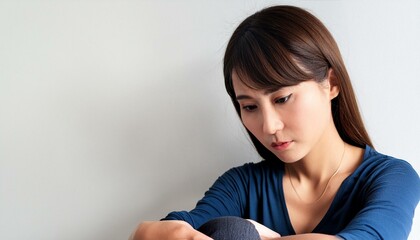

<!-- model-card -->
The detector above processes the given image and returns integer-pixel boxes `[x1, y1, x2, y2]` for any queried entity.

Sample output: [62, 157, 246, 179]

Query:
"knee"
[198, 216, 261, 240]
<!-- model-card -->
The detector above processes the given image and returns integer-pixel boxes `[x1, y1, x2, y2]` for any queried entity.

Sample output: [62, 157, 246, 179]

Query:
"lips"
[271, 141, 292, 150]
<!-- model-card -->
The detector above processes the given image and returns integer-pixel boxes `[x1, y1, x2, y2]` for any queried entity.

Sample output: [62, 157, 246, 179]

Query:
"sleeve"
[337, 160, 420, 240]
[162, 164, 250, 229]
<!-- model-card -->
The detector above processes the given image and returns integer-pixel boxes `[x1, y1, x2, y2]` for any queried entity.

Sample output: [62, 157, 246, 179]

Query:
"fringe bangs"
[229, 28, 312, 92]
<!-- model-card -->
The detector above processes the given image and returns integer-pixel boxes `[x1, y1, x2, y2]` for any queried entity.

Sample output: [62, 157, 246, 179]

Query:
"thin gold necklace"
[286, 143, 346, 204]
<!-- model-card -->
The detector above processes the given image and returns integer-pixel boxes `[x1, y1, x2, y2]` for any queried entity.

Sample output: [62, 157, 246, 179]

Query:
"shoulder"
[360, 146, 419, 180]
[212, 160, 284, 191]
[336, 146, 419, 239]
[355, 145, 420, 200]
[221, 160, 283, 180]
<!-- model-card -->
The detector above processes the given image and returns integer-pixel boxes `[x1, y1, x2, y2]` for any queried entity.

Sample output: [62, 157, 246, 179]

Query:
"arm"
[163, 166, 249, 228]
[130, 220, 213, 240]
[130, 166, 250, 239]
[336, 160, 420, 239]
[278, 234, 339, 240]
[249, 220, 339, 240]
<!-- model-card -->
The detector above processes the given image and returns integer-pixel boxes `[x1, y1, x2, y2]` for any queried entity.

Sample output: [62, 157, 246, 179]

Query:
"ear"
[326, 68, 339, 100]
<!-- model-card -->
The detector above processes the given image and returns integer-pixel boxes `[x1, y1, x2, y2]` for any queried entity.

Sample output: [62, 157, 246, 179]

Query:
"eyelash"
[241, 94, 292, 112]
[275, 93, 292, 104]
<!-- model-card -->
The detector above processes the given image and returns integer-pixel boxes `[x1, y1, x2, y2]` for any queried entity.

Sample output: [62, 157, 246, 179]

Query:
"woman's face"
[232, 70, 338, 163]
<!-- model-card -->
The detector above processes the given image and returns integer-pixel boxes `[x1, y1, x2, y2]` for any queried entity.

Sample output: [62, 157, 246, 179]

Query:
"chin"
[273, 149, 306, 164]
[273, 153, 300, 164]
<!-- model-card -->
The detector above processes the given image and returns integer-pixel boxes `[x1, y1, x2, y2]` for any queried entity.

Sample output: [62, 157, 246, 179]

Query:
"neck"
[287, 127, 346, 183]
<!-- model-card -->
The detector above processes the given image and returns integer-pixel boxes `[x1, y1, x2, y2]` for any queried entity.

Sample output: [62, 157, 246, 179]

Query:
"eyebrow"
[235, 87, 281, 101]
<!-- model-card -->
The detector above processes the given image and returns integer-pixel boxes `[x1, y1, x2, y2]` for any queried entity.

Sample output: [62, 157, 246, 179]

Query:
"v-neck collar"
[279, 145, 371, 234]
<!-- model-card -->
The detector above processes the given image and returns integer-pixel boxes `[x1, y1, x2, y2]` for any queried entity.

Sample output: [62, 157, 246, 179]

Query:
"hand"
[130, 220, 213, 240]
[247, 219, 281, 240]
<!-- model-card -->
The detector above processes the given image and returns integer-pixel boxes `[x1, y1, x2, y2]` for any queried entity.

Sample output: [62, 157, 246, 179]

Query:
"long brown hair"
[223, 5, 373, 162]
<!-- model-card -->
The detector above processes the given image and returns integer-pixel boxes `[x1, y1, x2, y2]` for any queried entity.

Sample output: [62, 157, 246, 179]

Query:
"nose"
[262, 106, 284, 135]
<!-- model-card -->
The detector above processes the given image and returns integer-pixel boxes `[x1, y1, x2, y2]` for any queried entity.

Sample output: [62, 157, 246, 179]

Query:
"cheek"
[241, 114, 265, 143]
[290, 94, 330, 135]
[242, 115, 257, 133]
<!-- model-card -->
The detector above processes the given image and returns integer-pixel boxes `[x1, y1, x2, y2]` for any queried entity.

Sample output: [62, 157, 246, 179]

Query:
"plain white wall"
[1, 0, 419, 239]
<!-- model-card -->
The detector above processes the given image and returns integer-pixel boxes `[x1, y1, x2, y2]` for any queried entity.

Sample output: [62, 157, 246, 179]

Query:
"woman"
[132, 5, 419, 240]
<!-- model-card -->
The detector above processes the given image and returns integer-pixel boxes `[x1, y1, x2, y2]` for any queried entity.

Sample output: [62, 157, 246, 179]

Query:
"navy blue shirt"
[164, 146, 420, 239]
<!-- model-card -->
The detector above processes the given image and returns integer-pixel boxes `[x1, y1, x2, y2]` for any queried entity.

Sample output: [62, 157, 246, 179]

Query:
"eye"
[241, 105, 257, 112]
[275, 94, 292, 104]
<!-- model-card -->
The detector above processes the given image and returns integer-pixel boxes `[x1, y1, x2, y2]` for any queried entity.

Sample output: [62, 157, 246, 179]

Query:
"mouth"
[271, 141, 293, 150]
